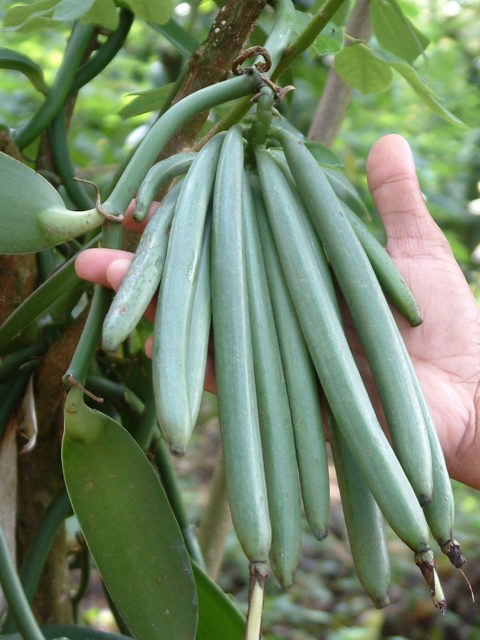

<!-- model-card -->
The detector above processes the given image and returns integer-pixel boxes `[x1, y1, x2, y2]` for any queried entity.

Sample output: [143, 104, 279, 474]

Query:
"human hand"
[75, 134, 480, 488]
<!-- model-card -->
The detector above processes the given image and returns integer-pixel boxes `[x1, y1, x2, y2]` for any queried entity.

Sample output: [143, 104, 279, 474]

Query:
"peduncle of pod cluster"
[102, 101, 466, 636]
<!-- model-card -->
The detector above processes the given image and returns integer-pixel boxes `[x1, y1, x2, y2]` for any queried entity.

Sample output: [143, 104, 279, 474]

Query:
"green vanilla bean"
[0, 521, 46, 640]
[70, 9, 134, 94]
[2, 490, 72, 634]
[13, 22, 94, 150]
[102, 72, 261, 217]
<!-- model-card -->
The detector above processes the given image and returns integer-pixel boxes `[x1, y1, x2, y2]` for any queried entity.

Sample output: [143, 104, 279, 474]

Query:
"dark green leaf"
[119, 83, 174, 118]
[334, 42, 393, 94]
[62, 389, 198, 640]
[193, 561, 245, 640]
[370, 0, 430, 64]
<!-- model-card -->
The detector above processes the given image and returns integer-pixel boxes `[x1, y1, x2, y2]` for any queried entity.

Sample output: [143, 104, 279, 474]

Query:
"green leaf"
[370, 0, 429, 64]
[0, 152, 102, 253]
[0, 48, 49, 94]
[15, 17, 60, 33]
[80, 0, 119, 30]
[124, 0, 174, 25]
[119, 83, 174, 118]
[62, 388, 198, 640]
[333, 42, 393, 94]
[371, 47, 466, 126]
[53, 0, 95, 21]
[304, 141, 344, 169]
[193, 561, 245, 640]
[3, 0, 58, 28]
[312, 22, 344, 56]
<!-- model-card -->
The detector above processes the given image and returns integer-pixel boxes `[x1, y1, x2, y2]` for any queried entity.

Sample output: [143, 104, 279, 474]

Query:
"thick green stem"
[273, 0, 347, 79]
[103, 72, 260, 217]
[2, 490, 72, 634]
[0, 522, 46, 640]
[62, 286, 111, 389]
[14, 23, 94, 150]
[197, 455, 232, 580]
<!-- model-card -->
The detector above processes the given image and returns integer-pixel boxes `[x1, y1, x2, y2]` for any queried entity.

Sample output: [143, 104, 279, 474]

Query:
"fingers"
[366, 134, 452, 260]
[123, 200, 160, 233]
[75, 248, 133, 288]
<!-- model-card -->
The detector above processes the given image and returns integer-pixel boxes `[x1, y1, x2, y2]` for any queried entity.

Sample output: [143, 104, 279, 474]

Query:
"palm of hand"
[393, 248, 480, 487]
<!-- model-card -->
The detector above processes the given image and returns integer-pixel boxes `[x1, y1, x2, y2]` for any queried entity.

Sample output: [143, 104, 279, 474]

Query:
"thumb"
[366, 134, 450, 260]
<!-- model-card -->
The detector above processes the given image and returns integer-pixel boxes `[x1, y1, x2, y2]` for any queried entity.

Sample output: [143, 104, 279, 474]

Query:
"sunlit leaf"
[370, 0, 430, 63]
[312, 22, 344, 56]
[371, 47, 466, 126]
[3, 0, 58, 28]
[53, 0, 95, 21]
[334, 42, 393, 94]
[80, 0, 119, 30]
[119, 83, 174, 118]
[124, 0, 174, 25]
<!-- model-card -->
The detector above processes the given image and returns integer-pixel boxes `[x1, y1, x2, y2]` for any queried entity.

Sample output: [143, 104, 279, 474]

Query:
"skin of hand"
[75, 134, 480, 489]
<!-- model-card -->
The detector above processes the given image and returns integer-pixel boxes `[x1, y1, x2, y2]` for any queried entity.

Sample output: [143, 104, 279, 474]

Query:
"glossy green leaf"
[0, 48, 49, 94]
[62, 388, 198, 640]
[124, 0, 173, 25]
[304, 141, 343, 169]
[370, 0, 430, 64]
[80, 0, 119, 30]
[371, 47, 466, 126]
[0, 152, 102, 253]
[119, 83, 174, 118]
[334, 42, 393, 94]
